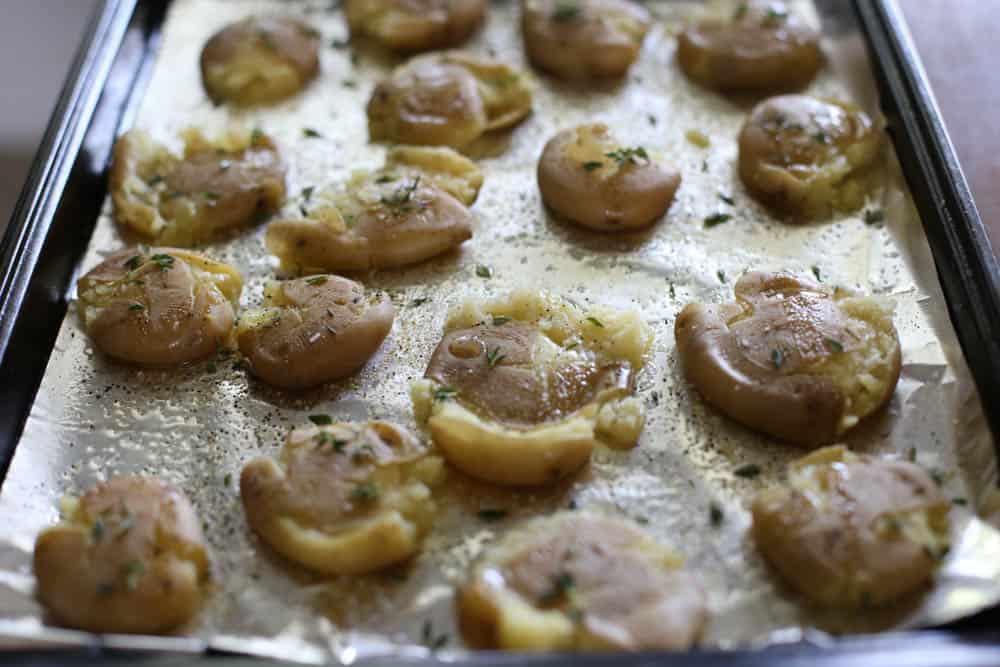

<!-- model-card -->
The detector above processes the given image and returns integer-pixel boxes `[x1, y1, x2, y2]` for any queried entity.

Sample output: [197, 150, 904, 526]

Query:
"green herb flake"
[302, 127, 323, 139]
[128, 302, 145, 312]
[301, 186, 315, 201]
[648, 114, 657, 126]
[811, 265, 822, 282]
[330, 38, 350, 49]
[669, 283, 676, 299]
[824, 337, 844, 354]
[381, 176, 421, 211]
[486, 347, 506, 369]
[492, 315, 512, 326]
[203, 191, 221, 201]
[551, 0, 581, 22]
[410, 297, 430, 307]
[477, 508, 508, 522]
[718, 193, 735, 206]
[91, 518, 105, 542]
[433, 386, 459, 402]
[704, 212, 732, 228]
[953, 497, 968, 506]
[771, 348, 784, 369]
[421, 620, 449, 651]
[146, 174, 163, 187]
[734, 463, 762, 479]
[709, 502, 724, 527]
[342, 79, 358, 89]
[123, 254, 144, 271]
[150, 253, 175, 271]
[250, 128, 264, 144]
[813, 130, 830, 145]
[763, 6, 789, 25]
[701, 160, 709, 172]
[309, 414, 333, 426]
[907, 447, 917, 462]
[585, 316, 605, 328]
[717, 269, 727, 283]
[734, 3, 749, 20]
[306, 276, 328, 286]
[605, 146, 649, 166]
[539, 572, 575, 605]
[582, 161, 603, 172]
[863, 208, 886, 225]
[351, 482, 379, 503]
[123, 560, 145, 590]
[476, 265, 493, 278]
[224, 473, 232, 486]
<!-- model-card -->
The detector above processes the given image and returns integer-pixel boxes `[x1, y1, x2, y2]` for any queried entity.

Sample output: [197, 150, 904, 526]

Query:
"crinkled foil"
[1, 0, 999, 661]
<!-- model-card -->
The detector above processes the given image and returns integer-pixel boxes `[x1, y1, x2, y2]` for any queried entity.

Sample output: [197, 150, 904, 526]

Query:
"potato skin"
[458, 513, 706, 651]
[345, 0, 487, 51]
[674, 272, 901, 447]
[752, 446, 950, 607]
[240, 421, 443, 575]
[738, 95, 882, 220]
[537, 124, 680, 231]
[200, 16, 320, 105]
[521, 0, 650, 79]
[33, 476, 209, 634]
[677, 1, 822, 91]
[77, 247, 243, 367]
[236, 275, 394, 389]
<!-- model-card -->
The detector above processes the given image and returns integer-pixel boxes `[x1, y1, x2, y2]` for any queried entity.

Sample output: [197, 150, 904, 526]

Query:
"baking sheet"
[1, 0, 999, 661]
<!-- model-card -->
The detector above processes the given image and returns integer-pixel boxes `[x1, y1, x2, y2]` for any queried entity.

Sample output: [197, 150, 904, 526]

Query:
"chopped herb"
[635, 516, 650, 525]
[301, 186, 315, 201]
[224, 473, 232, 486]
[763, 6, 789, 25]
[709, 502, 724, 527]
[486, 347, 506, 368]
[123, 254, 144, 271]
[734, 463, 762, 479]
[648, 114, 657, 126]
[771, 348, 784, 369]
[564, 341, 579, 350]
[953, 497, 968, 506]
[669, 283, 676, 299]
[410, 297, 430, 307]
[302, 127, 323, 139]
[375, 174, 395, 184]
[704, 212, 732, 228]
[585, 316, 605, 328]
[306, 276, 328, 286]
[150, 253, 175, 271]
[421, 620, 449, 651]
[250, 128, 264, 144]
[433, 386, 459, 401]
[330, 38, 350, 49]
[551, 0, 581, 21]
[907, 447, 917, 462]
[351, 482, 379, 503]
[257, 29, 276, 49]
[342, 79, 358, 88]
[203, 191, 221, 201]
[717, 269, 727, 283]
[582, 161, 603, 172]
[539, 572, 575, 605]
[718, 193, 735, 206]
[476, 265, 493, 278]
[91, 518, 105, 542]
[811, 265, 822, 281]
[492, 315, 512, 326]
[568, 498, 579, 510]
[813, 130, 830, 144]
[605, 146, 649, 166]
[128, 302, 145, 311]
[123, 560, 144, 590]
[381, 176, 420, 210]
[824, 337, 844, 353]
[146, 174, 163, 186]
[300, 205, 309, 217]
[477, 508, 508, 522]
[701, 160, 709, 172]
[309, 414, 333, 425]
[930, 469, 945, 486]
[863, 208, 885, 225]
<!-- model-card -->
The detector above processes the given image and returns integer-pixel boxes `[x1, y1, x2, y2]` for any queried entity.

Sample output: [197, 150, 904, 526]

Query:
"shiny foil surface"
[1, 0, 998, 661]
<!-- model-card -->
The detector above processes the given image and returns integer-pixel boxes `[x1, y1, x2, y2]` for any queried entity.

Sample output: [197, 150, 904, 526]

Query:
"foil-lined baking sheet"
[1, 0, 999, 661]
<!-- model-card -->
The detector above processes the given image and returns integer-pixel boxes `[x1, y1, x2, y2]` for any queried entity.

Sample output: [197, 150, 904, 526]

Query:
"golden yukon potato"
[368, 51, 533, 150]
[77, 247, 243, 367]
[236, 275, 394, 389]
[674, 272, 901, 447]
[240, 421, 444, 575]
[110, 128, 286, 246]
[33, 476, 209, 634]
[753, 445, 950, 607]
[200, 16, 320, 105]
[345, 0, 487, 51]
[738, 95, 882, 220]
[677, 0, 822, 91]
[538, 124, 681, 231]
[412, 290, 652, 486]
[458, 513, 706, 651]
[266, 146, 481, 273]
[520, 0, 650, 79]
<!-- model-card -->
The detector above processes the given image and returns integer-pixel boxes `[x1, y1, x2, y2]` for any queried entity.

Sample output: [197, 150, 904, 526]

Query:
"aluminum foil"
[1, 0, 999, 661]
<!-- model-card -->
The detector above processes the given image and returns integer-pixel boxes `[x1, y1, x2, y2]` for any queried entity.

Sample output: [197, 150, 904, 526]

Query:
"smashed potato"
[753, 445, 950, 607]
[459, 513, 706, 650]
[200, 16, 320, 105]
[675, 272, 901, 447]
[738, 95, 882, 220]
[33, 476, 209, 634]
[237, 275, 394, 389]
[412, 290, 652, 486]
[678, 1, 822, 91]
[266, 146, 481, 273]
[110, 128, 285, 246]
[538, 124, 681, 231]
[241, 421, 444, 575]
[77, 247, 243, 367]
[345, 0, 487, 51]
[368, 51, 533, 150]
[521, 0, 650, 79]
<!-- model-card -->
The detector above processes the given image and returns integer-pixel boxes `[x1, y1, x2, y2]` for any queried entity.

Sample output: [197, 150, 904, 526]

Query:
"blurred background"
[0, 1, 99, 235]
